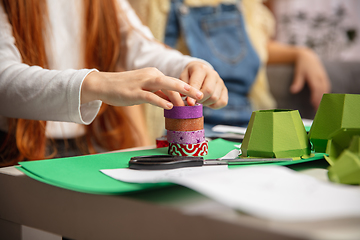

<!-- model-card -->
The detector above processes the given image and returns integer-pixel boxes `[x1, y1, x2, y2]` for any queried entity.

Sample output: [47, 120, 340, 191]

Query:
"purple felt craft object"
[167, 129, 205, 144]
[164, 104, 203, 119]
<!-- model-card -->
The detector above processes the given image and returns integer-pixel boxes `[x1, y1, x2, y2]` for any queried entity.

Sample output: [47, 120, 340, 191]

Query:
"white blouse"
[0, 0, 202, 138]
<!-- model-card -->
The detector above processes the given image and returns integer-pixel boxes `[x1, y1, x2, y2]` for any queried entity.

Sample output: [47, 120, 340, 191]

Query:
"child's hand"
[180, 61, 228, 109]
[81, 67, 204, 109]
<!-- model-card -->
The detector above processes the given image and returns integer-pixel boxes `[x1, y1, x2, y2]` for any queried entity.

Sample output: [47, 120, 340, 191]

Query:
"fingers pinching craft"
[164, 103, 208, 156]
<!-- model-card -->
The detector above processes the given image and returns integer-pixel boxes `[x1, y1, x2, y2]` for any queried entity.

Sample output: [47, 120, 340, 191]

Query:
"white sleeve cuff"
[79, 100, 102, 125]
[71, 68, 102, 125]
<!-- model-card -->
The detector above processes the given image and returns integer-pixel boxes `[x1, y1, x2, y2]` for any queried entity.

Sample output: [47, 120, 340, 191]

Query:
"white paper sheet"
[212, 125, 247, 134]
[212, 119, 313, 135]
[101, 165, 360, 222]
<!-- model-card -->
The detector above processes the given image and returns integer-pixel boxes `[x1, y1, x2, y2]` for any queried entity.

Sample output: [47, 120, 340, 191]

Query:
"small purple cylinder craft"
[164, 104, 203, 119]
[167, 129, 205, 144]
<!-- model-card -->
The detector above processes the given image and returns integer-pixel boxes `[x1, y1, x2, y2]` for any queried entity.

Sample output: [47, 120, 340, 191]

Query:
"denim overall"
[165, 0, 260, 130]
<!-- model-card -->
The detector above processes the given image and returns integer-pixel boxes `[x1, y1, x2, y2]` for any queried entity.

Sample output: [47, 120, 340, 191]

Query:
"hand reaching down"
[180, 61, 228, 109]
[81, 67, 204, 109]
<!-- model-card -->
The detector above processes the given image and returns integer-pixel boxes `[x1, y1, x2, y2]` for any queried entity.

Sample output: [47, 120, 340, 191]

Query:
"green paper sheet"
[17, 139, 326, 195]
[19, 147, 171, 195]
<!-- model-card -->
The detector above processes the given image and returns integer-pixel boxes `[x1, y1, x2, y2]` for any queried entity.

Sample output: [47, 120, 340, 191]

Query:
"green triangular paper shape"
[347, 135, 360, 156]
[328, 149, 360, 185]
[309, 94, 360, 153]
[325, 129, 360, 165]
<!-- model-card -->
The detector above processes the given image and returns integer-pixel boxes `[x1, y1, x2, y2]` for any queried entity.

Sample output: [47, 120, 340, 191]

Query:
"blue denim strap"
[164, 0, 182, 48]
[165, 0, 260, 126]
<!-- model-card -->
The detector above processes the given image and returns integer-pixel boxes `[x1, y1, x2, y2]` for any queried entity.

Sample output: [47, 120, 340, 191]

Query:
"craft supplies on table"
[164, 103, 208, 156]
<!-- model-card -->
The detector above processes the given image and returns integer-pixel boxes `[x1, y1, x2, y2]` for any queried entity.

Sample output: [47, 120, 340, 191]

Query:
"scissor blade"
[203, 158, 293, 165]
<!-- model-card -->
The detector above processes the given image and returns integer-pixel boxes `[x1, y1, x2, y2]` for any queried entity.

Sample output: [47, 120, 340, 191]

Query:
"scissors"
[128, 155, 293, 170]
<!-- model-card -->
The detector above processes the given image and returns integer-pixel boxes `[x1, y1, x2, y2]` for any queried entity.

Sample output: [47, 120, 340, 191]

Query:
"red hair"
[0, 0, 142, 166]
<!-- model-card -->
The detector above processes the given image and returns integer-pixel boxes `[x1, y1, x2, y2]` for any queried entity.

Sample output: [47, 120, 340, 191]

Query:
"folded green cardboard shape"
[309, 94, 360, 153]
[241, 109, 310, 158]
[325, 129, 360, 165]
[327, 136, 360, 185]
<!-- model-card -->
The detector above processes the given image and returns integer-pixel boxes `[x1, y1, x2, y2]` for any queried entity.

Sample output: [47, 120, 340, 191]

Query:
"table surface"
[1, 149, 360, 240]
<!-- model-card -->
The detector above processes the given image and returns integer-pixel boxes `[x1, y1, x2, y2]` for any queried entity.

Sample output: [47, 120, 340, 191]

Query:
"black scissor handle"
[129, 155, 204, 170]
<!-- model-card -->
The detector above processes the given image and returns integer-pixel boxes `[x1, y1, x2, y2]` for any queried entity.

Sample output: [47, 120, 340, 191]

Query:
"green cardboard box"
[328, 152, 360, 185]
[327, 135, 360, 185]
[325, 129, 360, 165]
[241, 109, 310, 158]
[309, 94, 360, 153]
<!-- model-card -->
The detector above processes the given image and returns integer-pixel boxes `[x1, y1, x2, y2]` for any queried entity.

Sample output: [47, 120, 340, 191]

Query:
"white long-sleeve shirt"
[0, 0, 201, 138]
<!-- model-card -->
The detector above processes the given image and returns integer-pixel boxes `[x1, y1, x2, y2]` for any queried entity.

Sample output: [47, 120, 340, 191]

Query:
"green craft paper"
[17, 138, 325, 195]
[19, 147, 171, 195]
[309, 94, 360, 153]
[325, 130, 360, 165]
[241, 109, 310, 158]
[17, 139, 236, 194]
[347, 135, 360, 154]
[327, 135, 360, 185]
[327, 150, 360, 185]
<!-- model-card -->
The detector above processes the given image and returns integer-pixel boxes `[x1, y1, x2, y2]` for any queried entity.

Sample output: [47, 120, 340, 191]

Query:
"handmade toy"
[241, 109, 310, 158]
[327, 135, 360, 185]
[309, 94, 360, 153]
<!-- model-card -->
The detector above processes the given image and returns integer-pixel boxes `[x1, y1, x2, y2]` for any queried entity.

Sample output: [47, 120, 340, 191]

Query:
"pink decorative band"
[164, 103, 203, 119]
[167, 130, 205, 144]
[168, 141, 208, 156]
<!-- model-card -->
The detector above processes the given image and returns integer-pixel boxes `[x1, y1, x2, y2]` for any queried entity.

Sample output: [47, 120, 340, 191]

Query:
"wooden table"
[1, 155, 359, 240]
